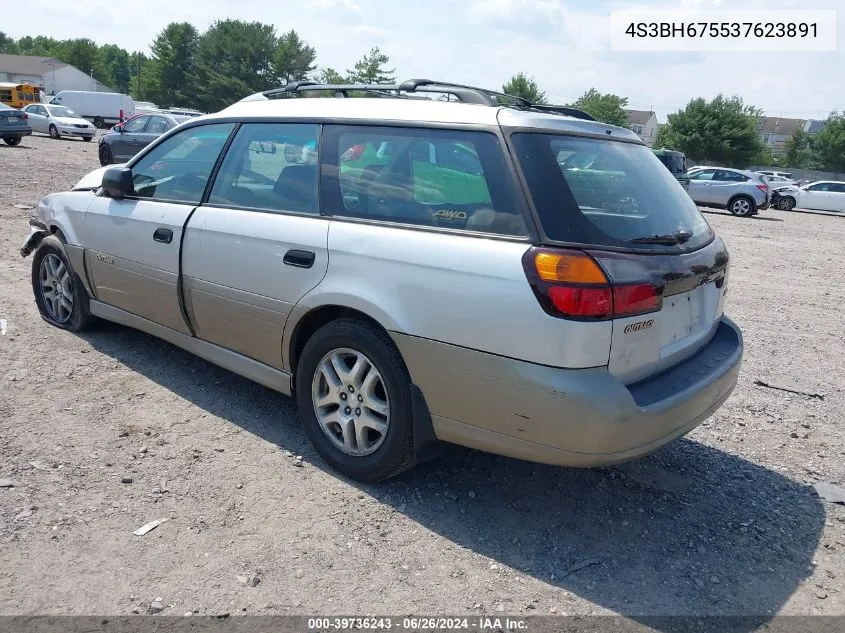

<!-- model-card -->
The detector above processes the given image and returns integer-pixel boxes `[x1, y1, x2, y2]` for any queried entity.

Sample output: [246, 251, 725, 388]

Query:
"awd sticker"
[432, 209, 467, 221]
[96, 253, 115, 264]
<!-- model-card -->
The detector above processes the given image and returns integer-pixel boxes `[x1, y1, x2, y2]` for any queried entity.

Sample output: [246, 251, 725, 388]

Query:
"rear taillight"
[756, 183, 768, 192]
[522, 248, 663, 320]
[21, 113, 28, 120]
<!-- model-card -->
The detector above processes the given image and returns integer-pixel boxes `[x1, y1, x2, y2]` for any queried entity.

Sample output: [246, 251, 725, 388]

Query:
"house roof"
[0, 54, 67, 77]
[625, 109, 655, 125]
[759, 117, 805, 135]
[804, 119, 826, 134]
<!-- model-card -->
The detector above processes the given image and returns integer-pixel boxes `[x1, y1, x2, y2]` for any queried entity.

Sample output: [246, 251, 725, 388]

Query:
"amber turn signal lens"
[534, 251, 607, 284]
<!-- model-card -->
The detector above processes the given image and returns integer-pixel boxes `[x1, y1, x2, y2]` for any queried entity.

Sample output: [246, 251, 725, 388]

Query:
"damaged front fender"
[20, 219, 49, 258]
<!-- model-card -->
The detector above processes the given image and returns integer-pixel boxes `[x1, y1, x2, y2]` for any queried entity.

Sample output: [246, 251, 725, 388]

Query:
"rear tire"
[93, 117, 105, 129]
[98, 143, 113, 166]
[3, 136, 21, 146]
[31, 236, 93, 332]
[49, 124, 60, 140]
[728, 195, 755, 217]
[295, 318, 416, 482]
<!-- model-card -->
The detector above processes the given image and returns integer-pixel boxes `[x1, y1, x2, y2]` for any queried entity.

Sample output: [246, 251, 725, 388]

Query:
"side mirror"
[101, 167, 134, 198]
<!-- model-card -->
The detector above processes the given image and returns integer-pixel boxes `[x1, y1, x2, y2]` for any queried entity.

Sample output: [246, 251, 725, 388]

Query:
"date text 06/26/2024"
[306, 617, 528, 631]
[610, 9, 836, 52]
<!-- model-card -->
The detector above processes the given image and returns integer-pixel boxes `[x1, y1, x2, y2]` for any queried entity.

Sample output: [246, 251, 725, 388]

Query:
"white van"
[49, 91, 135, 128]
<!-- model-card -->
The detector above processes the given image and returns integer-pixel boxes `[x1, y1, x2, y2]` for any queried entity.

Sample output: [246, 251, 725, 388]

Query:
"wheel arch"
[284, 304, 394, 380]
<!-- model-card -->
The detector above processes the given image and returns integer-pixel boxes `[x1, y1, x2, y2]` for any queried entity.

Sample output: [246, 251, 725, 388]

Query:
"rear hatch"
[512, 132, 729, 385]
[0, 106, 28, 130]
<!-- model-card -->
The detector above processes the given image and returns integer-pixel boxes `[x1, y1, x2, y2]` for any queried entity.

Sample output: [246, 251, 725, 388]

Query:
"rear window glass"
[512, 134, 711, 250]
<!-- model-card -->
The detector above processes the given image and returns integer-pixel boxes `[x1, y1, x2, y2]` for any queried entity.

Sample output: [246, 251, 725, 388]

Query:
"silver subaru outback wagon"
[20, 80, 743, 482]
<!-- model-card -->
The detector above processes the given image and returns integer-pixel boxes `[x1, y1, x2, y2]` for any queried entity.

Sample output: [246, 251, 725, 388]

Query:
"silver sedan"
[21, 104, 95, 141]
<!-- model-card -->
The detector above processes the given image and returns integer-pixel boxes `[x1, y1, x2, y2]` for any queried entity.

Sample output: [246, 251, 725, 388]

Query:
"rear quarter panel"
[299, 220, 613, 369]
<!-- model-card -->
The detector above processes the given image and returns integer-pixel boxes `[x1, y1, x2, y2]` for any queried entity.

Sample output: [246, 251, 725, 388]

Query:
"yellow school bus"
[0, 82, 39, 109]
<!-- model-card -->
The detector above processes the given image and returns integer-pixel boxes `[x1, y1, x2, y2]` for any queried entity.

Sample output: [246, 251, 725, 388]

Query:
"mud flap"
[411, 384, 451, 464]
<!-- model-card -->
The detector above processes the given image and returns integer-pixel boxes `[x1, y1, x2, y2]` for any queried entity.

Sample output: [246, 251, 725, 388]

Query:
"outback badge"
[624, 319, 654, 334]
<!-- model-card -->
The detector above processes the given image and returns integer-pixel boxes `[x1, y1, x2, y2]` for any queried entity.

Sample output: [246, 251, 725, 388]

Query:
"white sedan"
[21, 104, 95, 141]
[779, 181, 845, 212]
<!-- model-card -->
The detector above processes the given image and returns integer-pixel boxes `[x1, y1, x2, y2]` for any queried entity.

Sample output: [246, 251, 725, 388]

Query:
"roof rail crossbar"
[398, 79, 531, 107]
[529, 104, 596, 121]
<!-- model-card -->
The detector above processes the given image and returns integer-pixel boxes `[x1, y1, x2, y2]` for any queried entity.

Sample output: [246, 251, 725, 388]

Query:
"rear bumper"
[393, 316, 743, 467]
[1, 128, 31, 137]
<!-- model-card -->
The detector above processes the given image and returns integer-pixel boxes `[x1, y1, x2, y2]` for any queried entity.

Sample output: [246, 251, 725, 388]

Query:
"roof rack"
[254, 79, 597, 121]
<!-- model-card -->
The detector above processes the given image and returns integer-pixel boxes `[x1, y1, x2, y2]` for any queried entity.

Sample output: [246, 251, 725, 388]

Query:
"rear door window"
[511, 133, 711, 250]
[714, 170, 748, 182]
[321, 126, 527, 236]
[208, 123, 320, 214]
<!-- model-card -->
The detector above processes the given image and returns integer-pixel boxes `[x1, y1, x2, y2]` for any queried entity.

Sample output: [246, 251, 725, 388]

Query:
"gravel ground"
[0, 133, 843, 623]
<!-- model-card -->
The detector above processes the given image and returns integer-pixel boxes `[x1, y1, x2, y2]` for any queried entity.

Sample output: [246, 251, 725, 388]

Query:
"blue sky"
[5, 0, 843, 121]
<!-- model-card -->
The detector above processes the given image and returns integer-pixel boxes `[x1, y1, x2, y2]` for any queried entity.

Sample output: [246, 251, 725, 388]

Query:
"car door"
[137, 115, 170, 150]
[829, 183, 845, 212]
[24, 105, 46, 133]
[798, 182, 832, 210]
[181, 122, 329, 369]
[83, 122, 236, 333]
[112, 115, 150, 162]
[711, 169, 749, 206]
[687, 169, 716, 204]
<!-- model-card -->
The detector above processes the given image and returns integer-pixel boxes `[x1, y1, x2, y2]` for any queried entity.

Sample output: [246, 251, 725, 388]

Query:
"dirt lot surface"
[1, 133, 844, 623]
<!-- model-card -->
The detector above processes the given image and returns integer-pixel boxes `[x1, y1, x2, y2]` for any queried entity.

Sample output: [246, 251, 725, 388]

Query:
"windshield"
[48, 106, 77, 117]
[512, 133, 711, 251]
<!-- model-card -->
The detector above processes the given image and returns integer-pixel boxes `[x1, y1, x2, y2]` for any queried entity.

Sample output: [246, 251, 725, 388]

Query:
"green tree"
[501, 72, 548, 105]
[273, 30, 316, 84]
[15, 35, 62, 56]
[0, 32, 20, 54]
[656, 95, 765, 167]
[571, 88, 628, 127]
[100, 44, 132, 93]
[347, 47, 395, 84]
[318, 67, 347, 84]
[784, 128, 812, 169]
[809, 111, 845, 172]
[61, 39, 107, 84]
[196, 19, 278, 111]
[128, 52, 159, 102]
[150, 22, 200, 107]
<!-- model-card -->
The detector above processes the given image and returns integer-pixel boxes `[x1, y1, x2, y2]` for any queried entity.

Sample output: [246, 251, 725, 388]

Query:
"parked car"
[98, 112, 192, 165]
[761, 174, 798, 190]
[21, 104, 96, 141]
[0, 101, 32, 146]
[775, 181, 845, 213]
[49, 91, 135, 129]
[163, 107, 204, 117]
[652, 148, 689, 190]
[756, 171, 799, 187]
[19, 80, 742, 482]
[687, 167, 769, 216]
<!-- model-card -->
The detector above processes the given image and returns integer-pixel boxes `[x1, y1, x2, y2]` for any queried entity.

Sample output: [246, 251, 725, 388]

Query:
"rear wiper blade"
[627, 230, 693, 245]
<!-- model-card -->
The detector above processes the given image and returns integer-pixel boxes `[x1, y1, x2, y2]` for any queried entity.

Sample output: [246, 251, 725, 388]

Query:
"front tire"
[780, 196, 796, 211]
[49, 124, 60, 140]
[3, 136, 21, 146]
[98, 143, 113, 166]
[295, 318, 416, 482]
[728, 195, 755, 217]
[31, 237, 93, 332]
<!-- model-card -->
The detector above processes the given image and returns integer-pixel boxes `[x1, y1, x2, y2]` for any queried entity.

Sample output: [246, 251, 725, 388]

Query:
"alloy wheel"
[39, 253, 73, 323]
[311, 347, 390, 456]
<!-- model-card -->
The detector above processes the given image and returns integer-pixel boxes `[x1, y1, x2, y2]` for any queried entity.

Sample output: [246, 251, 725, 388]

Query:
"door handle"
[283, 249, 315, 268]
[153, 227, 173, 243]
